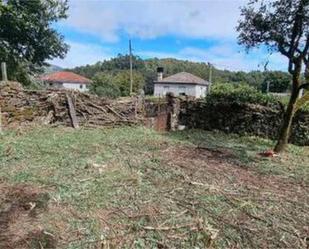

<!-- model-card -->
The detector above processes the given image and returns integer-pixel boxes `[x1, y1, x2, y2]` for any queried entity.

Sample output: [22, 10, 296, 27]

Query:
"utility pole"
[0, 62, 6, 134]
[208, 62, 212, 84]
[266, 81, 270, 93]
[129, 39, 133, 96]
[208, 62, 212, 93]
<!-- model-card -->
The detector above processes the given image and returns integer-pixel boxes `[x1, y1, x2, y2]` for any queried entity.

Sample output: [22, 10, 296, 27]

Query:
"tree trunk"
[274, 72, 301, 153]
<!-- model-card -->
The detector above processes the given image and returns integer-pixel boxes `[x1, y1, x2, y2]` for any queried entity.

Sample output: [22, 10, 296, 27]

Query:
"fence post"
[0, 106, 1, 134]
[0, 62, 8, 134]
[1, 62, 8, 82]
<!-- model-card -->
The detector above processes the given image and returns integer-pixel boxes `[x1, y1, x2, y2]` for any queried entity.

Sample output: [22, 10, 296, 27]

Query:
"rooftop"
[155, 72, 209, 85]
[41, 71, 92, 84]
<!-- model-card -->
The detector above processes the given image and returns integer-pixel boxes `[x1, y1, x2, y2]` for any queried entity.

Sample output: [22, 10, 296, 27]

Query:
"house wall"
[154, 83, 207, 98]
[47, 82, 88, 92]
[196, 85, 208, 98]
[63, 82, 88, 92]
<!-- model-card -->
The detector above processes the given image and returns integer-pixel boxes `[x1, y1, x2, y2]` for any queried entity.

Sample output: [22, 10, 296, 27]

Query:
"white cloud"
[52, 0, 288, 71]
[65, 0, 248, 42]
[49, 41, 112, 68]
[139, 44, 288, 72]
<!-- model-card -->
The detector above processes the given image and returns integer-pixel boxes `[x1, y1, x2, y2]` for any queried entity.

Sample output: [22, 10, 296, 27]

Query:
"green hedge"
[206, 83, 277, 105]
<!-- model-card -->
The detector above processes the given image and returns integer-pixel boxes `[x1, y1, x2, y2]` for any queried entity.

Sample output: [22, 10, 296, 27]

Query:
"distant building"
[154, 68, 209, 98]
[41, 71, 91, 92]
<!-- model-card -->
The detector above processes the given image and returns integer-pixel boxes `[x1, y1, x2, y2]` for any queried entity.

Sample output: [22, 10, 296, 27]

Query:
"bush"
[206, 83, 276, 105]
[90, 73, 121, 99]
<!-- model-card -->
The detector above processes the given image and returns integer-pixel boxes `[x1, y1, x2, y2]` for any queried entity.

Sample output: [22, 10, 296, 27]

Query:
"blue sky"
[50, 0, 288, 72]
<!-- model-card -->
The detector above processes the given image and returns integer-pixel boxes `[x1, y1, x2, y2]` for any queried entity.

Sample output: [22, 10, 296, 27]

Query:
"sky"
[50, 0, 288, 72]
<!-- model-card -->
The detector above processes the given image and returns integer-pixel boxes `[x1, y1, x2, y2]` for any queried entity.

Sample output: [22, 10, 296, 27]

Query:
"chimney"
[157, 67, 164, 81]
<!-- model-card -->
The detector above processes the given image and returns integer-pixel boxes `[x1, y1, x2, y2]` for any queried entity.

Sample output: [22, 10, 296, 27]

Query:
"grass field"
[0, 126, 308, 248]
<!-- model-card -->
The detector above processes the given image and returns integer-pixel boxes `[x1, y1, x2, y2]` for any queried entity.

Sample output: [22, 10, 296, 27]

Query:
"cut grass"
[0, 126, 308, 248]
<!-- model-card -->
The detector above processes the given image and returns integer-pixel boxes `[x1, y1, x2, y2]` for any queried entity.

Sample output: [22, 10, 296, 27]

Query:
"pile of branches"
[0, 82, 140, 128]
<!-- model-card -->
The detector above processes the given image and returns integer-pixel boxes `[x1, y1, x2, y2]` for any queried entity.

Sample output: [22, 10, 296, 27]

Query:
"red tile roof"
[41, 71, 92, 84]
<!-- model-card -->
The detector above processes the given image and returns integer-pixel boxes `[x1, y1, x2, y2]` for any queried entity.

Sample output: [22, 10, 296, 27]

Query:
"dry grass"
[0, 126, 308, 248]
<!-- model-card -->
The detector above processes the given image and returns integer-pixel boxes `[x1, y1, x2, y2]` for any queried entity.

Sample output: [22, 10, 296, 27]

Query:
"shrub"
[90, 73, 121, 99]
[206, 83, 276, 105]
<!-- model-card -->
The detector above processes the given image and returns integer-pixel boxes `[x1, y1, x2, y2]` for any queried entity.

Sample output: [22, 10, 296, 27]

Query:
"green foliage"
[0, 0, 69, 85]
[261, 71, 291, 93]
[90, 73, 120, 99]
[89, 70, 145, 97]
[296, 91, 309, 112]
[72, 54, 145, 79]
[71, 55, 292, 95]
[206, 83, 276, 105]
[112, 70, 145, 96]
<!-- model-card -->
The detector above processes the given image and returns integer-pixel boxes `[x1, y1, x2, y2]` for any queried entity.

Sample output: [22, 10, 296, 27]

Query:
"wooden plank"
[66, 93, 79, 128]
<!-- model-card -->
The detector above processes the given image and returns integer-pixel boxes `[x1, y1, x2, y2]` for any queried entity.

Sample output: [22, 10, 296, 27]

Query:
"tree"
[237, 0, 309, 152]
[90, 73, 120, 99]
[261, 71, 291, 93]
[113, 70, 145, 96]
[0, 0, 69, 84]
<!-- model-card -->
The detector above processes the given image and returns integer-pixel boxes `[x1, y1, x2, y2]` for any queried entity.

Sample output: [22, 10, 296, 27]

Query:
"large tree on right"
[237, 0, 309, 153]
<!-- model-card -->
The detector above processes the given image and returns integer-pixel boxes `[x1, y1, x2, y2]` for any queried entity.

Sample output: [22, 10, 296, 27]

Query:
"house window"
[49, 83, 53, 87]
[80, 84, 83, 89]
[178, 86, 186, 96]
[163, 86, 169, 95]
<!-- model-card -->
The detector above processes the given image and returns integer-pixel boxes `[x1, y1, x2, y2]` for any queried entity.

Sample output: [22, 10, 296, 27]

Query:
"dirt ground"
[0, 184, 57, 249]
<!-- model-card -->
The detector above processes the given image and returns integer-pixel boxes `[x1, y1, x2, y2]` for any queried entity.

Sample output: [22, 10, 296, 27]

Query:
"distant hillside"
[70, 54, 291, 94]
[43, 64, 63, 74]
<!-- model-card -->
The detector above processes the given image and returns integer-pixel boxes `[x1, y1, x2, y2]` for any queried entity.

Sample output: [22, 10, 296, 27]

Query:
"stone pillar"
[166, 93, 180, 131]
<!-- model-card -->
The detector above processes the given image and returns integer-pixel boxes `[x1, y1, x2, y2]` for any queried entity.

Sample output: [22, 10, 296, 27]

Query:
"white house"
[154, 69, 209, 98]
[41, 71, 91, 92]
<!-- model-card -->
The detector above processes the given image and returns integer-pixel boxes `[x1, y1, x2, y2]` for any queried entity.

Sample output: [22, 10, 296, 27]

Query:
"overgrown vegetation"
[206, 83, 276, 106]
[205, 84, 309, 113]
[0, 126, 308, 248]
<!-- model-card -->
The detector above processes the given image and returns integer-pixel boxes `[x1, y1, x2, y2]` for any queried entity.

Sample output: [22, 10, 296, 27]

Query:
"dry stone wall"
[180, 100, 309, 146]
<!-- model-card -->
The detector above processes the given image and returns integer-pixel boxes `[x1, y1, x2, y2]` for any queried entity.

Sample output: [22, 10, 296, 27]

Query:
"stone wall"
[1, 82, 308, 146]
[143, 94, 180, 132]
[179, 101, 309, 146]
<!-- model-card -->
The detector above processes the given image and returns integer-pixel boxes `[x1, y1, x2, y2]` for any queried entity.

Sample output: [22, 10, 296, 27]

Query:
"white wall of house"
[154, 83, 208, 98]
[196, 85, 208, 98]
[47, 82, 88, 92]
[63, 82, 88, 92]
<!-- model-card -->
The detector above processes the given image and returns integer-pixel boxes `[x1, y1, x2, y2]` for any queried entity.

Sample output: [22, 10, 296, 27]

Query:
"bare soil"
[0, 184, 56, 249]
